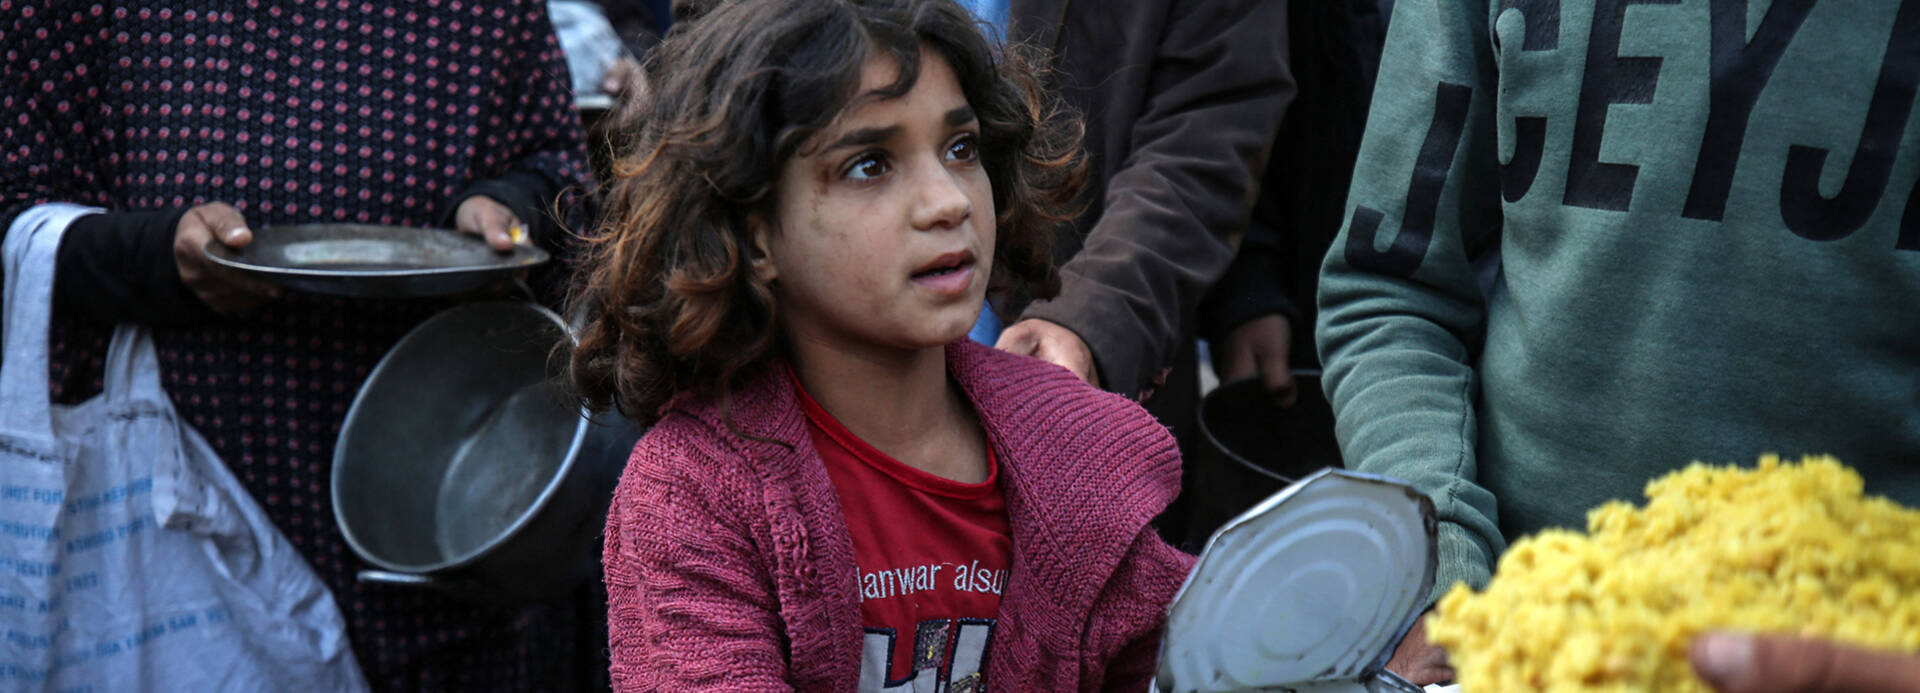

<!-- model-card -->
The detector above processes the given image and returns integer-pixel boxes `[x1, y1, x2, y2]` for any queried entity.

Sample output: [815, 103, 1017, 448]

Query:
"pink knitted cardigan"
[602, 340, 1196, 691]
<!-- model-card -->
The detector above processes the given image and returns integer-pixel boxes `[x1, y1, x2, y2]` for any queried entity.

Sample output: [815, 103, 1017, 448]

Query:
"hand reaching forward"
[172, 202, 281, 313]
[996, 318, 1100, 388]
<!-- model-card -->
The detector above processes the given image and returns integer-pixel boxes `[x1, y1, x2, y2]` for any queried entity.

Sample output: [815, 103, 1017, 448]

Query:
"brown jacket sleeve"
[1019, 0, 1294, 395]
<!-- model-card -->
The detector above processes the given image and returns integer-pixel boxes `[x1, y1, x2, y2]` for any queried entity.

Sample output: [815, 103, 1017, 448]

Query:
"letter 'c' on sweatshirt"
[1496, 0, 1558, 203]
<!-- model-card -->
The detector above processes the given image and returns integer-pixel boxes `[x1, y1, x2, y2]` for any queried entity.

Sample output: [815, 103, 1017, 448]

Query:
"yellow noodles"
[1426, 456, 1920, 692]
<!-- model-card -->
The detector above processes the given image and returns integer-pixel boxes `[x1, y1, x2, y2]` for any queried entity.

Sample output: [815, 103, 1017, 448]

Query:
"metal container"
[331, 301, 639, 602]
[1181, 372, 1343, 550]
[203, 224, 550, 298]
[1159, 468, 1437, 693]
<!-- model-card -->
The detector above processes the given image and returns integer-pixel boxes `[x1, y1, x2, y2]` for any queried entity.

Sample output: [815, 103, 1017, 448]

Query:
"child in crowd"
[568, 0, 1196, 689]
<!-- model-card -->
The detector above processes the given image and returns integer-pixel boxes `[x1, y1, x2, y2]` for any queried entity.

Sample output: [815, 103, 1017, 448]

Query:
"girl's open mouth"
[910, 251, 976, 294]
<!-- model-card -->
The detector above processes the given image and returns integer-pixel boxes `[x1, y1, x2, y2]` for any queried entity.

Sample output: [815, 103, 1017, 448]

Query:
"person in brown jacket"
[992, 0, 1295, 410]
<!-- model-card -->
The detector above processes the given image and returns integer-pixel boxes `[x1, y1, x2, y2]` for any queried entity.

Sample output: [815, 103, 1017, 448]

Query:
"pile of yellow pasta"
[1426, 455, 1920, 692]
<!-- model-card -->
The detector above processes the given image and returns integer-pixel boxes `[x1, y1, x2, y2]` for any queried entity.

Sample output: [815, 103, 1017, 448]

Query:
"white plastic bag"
[0, 204, 368, 692]
[549, 0, 630, 109]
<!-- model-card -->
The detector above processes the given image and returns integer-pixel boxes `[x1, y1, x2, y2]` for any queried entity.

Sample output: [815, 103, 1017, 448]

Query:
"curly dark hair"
[569, 0, 1086, 425]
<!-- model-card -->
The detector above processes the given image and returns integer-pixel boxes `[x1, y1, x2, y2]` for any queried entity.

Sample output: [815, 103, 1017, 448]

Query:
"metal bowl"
[1179, 372, 1343, 549]
[203, 224, 549, 298]
[331, 301, 638, 602]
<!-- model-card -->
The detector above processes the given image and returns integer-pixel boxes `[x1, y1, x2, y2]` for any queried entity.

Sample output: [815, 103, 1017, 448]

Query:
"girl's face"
[758, 47, 995, 357]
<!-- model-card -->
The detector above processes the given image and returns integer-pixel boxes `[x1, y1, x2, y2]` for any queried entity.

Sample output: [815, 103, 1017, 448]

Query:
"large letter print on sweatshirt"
[1345, 82, 1474, 278]
[1563, 0, 1680, 211]
[1780, 0, 1920, 241]
[1681, 0, 1818, 222]
[1497, 0, 1560, 203]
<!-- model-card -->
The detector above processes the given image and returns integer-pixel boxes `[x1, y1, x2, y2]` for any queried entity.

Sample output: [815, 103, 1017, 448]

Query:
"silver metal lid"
[1158, 468, 1437, 693]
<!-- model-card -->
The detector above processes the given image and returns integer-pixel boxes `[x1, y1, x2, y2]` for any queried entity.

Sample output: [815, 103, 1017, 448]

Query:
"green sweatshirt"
[1317, 0, 1920, 604]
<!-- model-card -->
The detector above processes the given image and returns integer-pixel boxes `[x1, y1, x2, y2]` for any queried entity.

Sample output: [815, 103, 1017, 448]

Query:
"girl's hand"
[172, 202, 282, 313]
[996, 318, 1100, 387]
[1692, 632, 1920, 693]
[454, 195, 526, 252]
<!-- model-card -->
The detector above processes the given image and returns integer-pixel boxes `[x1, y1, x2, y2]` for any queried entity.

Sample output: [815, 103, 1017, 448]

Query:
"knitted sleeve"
[1314, 0, 1505, 606]
[1079, 529, 1197, 692]
[603, 425, 798, 692]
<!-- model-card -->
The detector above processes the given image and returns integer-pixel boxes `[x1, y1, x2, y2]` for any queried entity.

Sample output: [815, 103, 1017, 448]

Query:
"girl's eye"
[844, 154, 890, 181]
[947, 134, 979, 162]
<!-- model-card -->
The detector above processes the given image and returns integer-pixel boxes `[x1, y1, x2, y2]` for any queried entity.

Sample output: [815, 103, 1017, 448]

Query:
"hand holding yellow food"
[1691, 630, 1920, 693]
[1426, 455, 1920, 692]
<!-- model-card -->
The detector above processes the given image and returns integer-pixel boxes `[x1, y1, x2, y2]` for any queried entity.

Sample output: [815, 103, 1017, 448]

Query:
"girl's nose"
[909, 161, 972, 231]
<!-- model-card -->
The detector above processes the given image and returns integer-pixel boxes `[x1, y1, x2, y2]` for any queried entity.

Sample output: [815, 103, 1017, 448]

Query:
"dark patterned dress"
[1, 1, 597, 689]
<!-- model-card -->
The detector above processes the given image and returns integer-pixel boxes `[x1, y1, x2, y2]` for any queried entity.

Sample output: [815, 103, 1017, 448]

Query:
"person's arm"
[440, 0, 593, 254]
[48, 206, 298, 326]
[1080, 529, 1197, 691]
[602, 429, 797, 692]
[1315, 0, 1504, 634]
[1, 7, 113, 294]
[53, 208, 203, 326]
[1016, 0, 1294, 396]
[1199, 221, 1300, 346]
[447, 171, 560, 251]
[1199, 219, 1301, 403]
[3, 9, 280, 324]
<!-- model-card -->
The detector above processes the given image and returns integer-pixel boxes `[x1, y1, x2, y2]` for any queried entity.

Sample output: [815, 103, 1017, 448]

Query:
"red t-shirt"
[794, 377, 1013, 690]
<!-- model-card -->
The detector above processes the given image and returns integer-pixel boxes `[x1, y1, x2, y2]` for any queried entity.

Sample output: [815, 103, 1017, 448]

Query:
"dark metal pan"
[1180, 371, 1344, 550]
[331, 301, 638, 603]
[202, 223, 548, 298]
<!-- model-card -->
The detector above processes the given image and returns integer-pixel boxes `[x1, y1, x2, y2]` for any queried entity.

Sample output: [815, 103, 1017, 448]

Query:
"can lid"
[1157, 468, 1437, 693]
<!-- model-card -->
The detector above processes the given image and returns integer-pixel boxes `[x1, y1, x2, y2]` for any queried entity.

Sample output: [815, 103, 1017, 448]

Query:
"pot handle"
[356, 570, 439, 587]
[356, 570, 489, 601]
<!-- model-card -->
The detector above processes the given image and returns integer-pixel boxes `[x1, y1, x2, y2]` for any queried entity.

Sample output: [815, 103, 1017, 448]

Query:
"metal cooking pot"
[1180, 372, 1342, 550]
[332, 301, 640, 603]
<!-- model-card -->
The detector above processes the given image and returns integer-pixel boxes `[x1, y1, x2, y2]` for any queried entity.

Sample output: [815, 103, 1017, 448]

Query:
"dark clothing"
[55, 208, 211, 327]
[594, 0, 672, 56]
[1008, 0, 1295, 396]
[1197, 0, 1388, 367]
[1, 1, 592, 689]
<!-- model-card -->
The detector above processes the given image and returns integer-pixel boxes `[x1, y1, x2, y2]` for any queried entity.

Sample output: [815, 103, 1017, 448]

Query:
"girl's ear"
[747, 216, 779, 283]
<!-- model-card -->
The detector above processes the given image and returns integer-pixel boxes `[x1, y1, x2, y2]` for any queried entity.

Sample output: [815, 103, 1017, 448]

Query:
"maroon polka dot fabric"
[2, 1, 595, 689]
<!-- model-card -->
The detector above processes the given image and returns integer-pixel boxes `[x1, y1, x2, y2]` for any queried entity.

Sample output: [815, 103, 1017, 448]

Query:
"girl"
[571, 0, 1195, 689]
